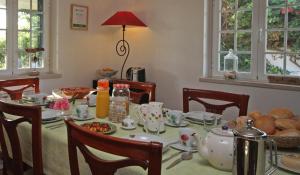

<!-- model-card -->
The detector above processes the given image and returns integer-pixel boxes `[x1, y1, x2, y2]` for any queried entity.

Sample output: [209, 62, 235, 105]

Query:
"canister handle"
[266, 139, 277, 175]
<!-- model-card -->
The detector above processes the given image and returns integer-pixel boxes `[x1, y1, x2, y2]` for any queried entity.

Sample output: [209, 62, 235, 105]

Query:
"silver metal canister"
[232, 119, 277, 175]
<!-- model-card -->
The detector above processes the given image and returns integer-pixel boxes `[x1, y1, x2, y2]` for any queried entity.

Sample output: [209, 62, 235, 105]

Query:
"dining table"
[4, 98, 300, 175]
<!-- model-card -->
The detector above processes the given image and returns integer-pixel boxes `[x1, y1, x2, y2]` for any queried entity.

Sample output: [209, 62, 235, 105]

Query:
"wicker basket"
[269, 135, 300, 148]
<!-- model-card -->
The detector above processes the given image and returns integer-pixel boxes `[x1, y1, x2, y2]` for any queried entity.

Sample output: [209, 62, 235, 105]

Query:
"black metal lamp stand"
[116, 25, 130, 79]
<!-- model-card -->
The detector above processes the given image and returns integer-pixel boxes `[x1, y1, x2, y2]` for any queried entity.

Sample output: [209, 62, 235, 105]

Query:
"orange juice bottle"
[96, 79, 110, 118]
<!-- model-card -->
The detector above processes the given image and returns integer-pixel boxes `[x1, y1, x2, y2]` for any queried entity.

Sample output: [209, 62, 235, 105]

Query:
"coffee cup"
[179, 128, 197, 148]
[76, 104, 89, 118]
[122, 117, 136, 129]
[167, 110, 184, 125]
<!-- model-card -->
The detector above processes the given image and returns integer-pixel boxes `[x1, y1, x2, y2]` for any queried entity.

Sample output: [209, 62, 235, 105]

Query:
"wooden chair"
[183, 88, 250, 116]
[112, 79, 156, 104]
[65, 118, 162, 175]
[0, 100, 43, 175]
[0, 77, 40, 100]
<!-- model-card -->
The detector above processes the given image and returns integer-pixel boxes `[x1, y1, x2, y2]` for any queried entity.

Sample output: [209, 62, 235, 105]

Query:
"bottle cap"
[97, 79, 109, 88]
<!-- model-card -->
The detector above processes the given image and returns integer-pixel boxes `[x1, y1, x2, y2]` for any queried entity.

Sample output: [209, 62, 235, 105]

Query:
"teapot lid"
[233, 119, 267, 138]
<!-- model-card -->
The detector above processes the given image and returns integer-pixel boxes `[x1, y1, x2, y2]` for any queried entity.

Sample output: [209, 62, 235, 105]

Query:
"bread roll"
[254, 115, 275, 135]
[274, 129, 300, 137]
[268, 108, 294, 119]
[275, 119, 297, 130]
[248, 111, 262, 121]
[236, 116, 249, 129]
[281, 154, 300, 171]
[296, 119, 300, 130]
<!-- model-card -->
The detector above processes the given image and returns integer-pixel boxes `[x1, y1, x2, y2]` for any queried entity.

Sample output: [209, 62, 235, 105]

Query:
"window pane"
[18, 31, 30, 49]
[237, 10, 252, 29]
[268, 0, 286, 7]
[286, 54, 300, 75]
[0, 0, 5, 8]
[32, 31, 42, 48]
[0, 9, 6, 29]
[288, 31, 300, 52]
[265, 53, 284, 75]
[267, 31, 284, 52]
[18, 50, 30, 69]
[18, 0, 30, 10]
[32, 13, 43, 31]
[238, 0, 253, 9]
[237, 32, 251, 51]
[267, 8, 284, 28]
[18, 11, 30, 30]
[222, 0, 235, 8]
[288, 6, 300, 28]
[0, 30, 6, 70]
[237, 54, 251, 72]
[32, 0, 43, 12]
[221, 33, 234, 51]
[221, 11, 235, 30]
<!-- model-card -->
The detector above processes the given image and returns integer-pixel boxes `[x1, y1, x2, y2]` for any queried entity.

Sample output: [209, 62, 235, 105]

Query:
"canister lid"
[233, 119, 267, 138]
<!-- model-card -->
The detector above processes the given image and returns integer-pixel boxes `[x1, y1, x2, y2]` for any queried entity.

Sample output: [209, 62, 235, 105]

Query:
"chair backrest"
[0, 77, 40, 100]
[0, 100, 43, 175]
[112, 80, 156, 104]
[183, 88, 250, 116]
[65, 118, 162, 175]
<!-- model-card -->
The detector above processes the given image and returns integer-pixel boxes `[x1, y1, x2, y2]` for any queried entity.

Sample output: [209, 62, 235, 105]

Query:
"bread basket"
[269, 135, 300, 148]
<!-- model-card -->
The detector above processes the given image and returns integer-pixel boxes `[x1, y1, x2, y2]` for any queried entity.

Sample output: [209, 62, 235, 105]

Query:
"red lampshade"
[102, 11, 147, 27]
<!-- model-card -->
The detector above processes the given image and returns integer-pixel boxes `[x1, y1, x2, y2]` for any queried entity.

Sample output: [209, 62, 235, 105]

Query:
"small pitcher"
[232, 120, 277, 175]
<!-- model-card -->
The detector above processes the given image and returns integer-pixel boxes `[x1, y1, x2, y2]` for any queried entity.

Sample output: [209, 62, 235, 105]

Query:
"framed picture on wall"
[70, 4, 88, 30]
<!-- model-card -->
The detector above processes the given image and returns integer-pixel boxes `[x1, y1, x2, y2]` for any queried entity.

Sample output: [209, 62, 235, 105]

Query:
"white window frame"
[0, 0, 50, 76]
[211, 0, 300, 80]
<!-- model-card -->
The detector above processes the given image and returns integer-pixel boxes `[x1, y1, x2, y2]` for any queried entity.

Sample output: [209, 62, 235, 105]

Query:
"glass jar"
[109, 84, 130, 123]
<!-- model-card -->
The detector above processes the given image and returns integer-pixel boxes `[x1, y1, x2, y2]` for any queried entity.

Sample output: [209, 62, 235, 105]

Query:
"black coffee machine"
[126, 67, 146, 82]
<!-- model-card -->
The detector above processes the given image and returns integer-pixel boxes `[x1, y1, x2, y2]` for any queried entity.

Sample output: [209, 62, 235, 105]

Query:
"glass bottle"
[96, 79, 110, 118]
[109, 84, 130, 123]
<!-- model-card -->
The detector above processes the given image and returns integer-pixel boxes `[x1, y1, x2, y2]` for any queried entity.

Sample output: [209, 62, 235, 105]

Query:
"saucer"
[277, 155, 300, 174]
[165, 120, 189, 127]
[71, 115, 94, 121]
[121, 125, 137, 130]
[170, 143, 198, 152]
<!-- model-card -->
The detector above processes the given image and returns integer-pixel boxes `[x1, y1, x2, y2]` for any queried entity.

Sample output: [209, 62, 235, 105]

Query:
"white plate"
[121, 125, 137, 130]
[42, 109, 62, 121]
[71, 115, 94, 121]
[184, 111, 215, 121]
[277, 155, 300, 174]
[124, 133, 169, 152]
[170, 143, 198, 152]
[165, 120, 189, 127]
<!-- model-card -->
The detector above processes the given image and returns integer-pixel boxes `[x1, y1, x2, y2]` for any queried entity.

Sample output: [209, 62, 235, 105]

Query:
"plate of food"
[277, 154, 300, 174]
[52, 87, 94, 99]
[81, 122, 116, 134]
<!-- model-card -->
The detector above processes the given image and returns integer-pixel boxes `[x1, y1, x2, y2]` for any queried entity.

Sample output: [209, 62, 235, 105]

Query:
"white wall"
[41, 0, 300, 117]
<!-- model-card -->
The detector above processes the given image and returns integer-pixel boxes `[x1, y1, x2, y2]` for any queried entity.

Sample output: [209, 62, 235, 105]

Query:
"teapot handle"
[265, 139, 277, 175]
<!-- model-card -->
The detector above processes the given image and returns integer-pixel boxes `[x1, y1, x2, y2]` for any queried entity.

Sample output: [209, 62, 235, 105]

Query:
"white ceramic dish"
[121, 125, 137, 130]
[42, 109, 62, 121]
[277, 155, 300, 174]
[165, 120, 189, 127]
[184, 111, 221, 125]
[124, 133, 169, 152]
[71, 115, 94, 121]
[170, 143, 198, 152]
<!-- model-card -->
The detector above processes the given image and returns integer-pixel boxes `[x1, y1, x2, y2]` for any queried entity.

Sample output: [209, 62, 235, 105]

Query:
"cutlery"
[162, 150, 183, 163]
[166, 151, 193, 170]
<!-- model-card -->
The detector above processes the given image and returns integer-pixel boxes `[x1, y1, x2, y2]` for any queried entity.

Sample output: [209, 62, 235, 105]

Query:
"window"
[212, 0, 300, 80]
[0, 0, 49, 75]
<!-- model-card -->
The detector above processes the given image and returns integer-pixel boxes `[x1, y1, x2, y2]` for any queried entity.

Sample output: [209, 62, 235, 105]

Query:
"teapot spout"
[193, 133, 209, 160]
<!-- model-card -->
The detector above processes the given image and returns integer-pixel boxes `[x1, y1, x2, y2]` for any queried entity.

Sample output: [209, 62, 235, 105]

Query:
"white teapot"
[193, 126, 234, 171]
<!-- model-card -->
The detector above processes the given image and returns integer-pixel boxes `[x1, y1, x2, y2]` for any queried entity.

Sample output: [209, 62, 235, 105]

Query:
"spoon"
[166, 151, 193, 170]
